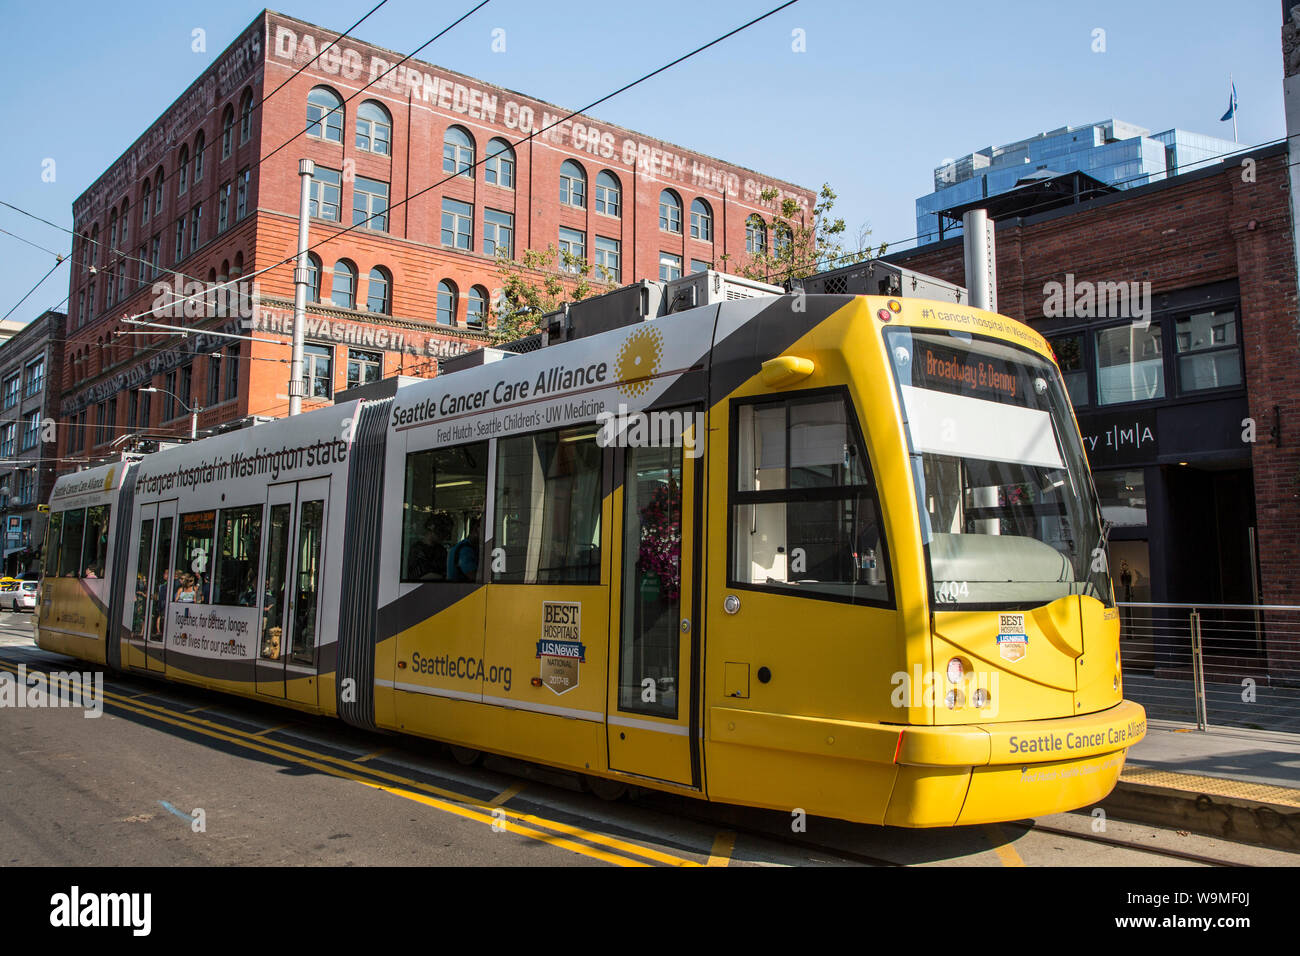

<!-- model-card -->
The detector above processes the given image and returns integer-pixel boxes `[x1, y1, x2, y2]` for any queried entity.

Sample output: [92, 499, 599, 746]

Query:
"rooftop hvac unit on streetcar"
[798, 260, 967, 303]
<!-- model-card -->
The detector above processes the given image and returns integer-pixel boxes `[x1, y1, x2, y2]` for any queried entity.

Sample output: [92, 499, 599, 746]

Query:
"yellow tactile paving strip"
[1121, 765, 1300, 809]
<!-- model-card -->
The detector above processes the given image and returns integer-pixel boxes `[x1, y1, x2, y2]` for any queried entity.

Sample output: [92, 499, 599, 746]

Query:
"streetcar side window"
[80, 505, 110, 578]
[492, 425, 602, 585]
[44, 512, 62, 577]
[401, 441, 488, 583]
[174, 510, 215, 604]
[213, 505, 263, 606]
[58, 509, 86, 578]
[729, 392, 892, 606]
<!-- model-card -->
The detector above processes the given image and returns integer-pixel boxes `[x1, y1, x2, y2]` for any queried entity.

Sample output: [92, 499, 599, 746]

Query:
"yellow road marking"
[490, 782, 526, 806]
[252, 722, 293, 736]
[985, 825, 1025, 867]
[4, 662, 700, 868]
[354, 747, 391, 763]
[707, 831, 736, 867]
[185, 705, 211, 714]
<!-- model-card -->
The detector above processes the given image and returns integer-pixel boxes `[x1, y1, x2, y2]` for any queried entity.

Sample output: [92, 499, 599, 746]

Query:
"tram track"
[0, 647, 1268, 868]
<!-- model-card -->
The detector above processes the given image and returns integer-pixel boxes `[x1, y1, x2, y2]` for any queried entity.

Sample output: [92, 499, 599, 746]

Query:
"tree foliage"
[733, 183, 888, 284]
[488, 247, 614, 345]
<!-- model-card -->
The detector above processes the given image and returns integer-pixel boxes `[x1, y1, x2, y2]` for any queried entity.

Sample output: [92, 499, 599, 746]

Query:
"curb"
[1101, 765, 1300, 852]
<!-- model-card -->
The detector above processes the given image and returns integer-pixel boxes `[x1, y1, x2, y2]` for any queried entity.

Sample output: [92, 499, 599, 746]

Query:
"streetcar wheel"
[449, 745, 482, 767]
[583, 776, 628, 802]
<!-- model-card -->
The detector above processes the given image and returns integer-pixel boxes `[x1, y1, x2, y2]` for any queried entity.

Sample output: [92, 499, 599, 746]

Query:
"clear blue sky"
[0, 0, 1284, 326]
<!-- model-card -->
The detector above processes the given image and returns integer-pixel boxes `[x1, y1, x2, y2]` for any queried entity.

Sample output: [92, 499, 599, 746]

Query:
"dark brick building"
[889, 143, 1299, 620]
[59, 9, 811, 466]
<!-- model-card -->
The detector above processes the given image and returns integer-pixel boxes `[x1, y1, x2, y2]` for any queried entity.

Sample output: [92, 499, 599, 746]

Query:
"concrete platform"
[1102, 719, 1300, 851]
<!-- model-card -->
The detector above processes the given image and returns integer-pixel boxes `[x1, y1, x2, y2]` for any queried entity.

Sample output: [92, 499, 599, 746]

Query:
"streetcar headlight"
[973, 687, 991, 708]
[946, 657, 965, 684]
[945, 688, 965, 709]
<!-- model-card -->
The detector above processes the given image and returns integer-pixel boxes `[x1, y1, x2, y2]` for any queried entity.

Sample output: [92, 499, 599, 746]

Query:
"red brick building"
[59, 9, 812, 464]
[889, 143, 1300, 613]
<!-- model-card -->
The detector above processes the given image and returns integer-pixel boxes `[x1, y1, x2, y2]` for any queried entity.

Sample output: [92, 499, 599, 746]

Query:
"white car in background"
[10, 581, 37, 612]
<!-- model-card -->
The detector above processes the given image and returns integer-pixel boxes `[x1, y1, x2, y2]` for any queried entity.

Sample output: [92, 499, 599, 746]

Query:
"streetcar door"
[130, 500, 177, 673]
[606, 410, 701, 788]
[255, 479, 327, 706]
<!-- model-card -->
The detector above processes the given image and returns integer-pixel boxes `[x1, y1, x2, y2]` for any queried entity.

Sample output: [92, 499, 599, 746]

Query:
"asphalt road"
[1, 612, 1295, 868]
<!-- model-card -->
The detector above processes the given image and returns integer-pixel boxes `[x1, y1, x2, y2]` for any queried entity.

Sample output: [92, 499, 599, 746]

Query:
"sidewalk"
[1102, 718, 1300, 851]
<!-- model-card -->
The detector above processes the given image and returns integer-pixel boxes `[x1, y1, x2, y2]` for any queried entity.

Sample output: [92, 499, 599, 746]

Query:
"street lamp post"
[140, 387, 201, 440]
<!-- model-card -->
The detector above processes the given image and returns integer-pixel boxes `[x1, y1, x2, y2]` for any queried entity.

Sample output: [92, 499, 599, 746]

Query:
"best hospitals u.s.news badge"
[537, 602, 584, 695]
[997, 612, 1028, 663]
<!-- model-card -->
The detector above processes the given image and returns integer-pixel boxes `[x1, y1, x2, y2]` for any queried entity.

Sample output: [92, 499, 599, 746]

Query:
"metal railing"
[1117, 602, 1300, 732]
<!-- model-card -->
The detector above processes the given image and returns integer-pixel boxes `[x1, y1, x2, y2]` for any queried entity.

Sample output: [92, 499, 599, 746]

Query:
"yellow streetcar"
[37, 280, 1144, 827]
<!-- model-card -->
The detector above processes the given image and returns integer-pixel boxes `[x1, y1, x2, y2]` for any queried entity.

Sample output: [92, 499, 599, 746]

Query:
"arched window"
[193, 131, 205, 183]
[232, 252, 244, 277]
[307, 86, 343, 142]
[595, 171, 620, 217]
[467, 285, 488, 328]
[119, 199, 130, 248]
[485, 139, 514, 188]
[177, 146, 189, 195]
[89, 224, 99, 266]
[356, 100, 391, 155]
[221, 105, 235, 158]
[560, 160, 586, 208]
[108, 208, 119, 253]
[773, 222, 792, 258]
[366, 266, 391, 314]
[305, 253, 321, 303]
[659, 190, 682, 234]
[153, 168, 164, 215]
[331, 260, 357, 309]
[141, 179, 151, 223]
[745, 215, 766, 254]
[239, 88, 254, 143]
[690, 199, 712, 242]
[443, 126, 474, 177]
[436, 280, 458, 326]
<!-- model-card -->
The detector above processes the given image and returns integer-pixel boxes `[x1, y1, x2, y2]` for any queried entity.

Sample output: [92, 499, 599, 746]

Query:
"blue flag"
[1220, 82, 1237, 122]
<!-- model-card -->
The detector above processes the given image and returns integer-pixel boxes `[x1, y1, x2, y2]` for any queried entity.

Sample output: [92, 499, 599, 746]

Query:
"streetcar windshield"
[886, 326, 1112, 609]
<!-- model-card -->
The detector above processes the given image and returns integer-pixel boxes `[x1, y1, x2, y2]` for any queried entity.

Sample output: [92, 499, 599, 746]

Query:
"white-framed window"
[309, 167, 341, 221]
[221, 105, 235, 158]
[352, 176, 389, 231]
[366, 267, 391, 314]
[239, 89, 254, 144]
[659, 190, 682, 233]
[217, 182, 231, 233]
[236, 168, 250, 219]
[189, 204, 202, 254]
[441, 198, 472, 249]
[306, 86, 343, 142]
[177, 147, 189, 196]
[467, 285, 488, 328]
[595, 171, 620, 217]
[356, 100, 391, 155]
[331, 260, 357, 309]
[485, 139, 514, 187]
[483, 209, 513, 258]
[174, 217, 185, 262]
[347, 348, 382, 389]
[746, 215, 766, 254]
[595, 236, 620, 283]
[690, 198, 713, 241]
[193, 131, 205, 183]
[559, 227, 585, 272]
[560, 160, 586, 208]
[659, 252, 682, 282]
[303, 343, 333, 398]
[443, 126, 474, 177]
[437, 280, 458, 325]
[305, 254, 322, 303]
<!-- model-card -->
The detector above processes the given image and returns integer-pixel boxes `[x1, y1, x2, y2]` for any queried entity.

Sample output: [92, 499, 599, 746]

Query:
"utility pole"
[962, 208, 997, 312]
[289, 159, 314, 416]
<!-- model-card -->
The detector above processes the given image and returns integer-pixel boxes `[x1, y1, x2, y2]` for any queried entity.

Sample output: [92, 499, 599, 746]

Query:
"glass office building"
[915, 121, 1241, 245]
